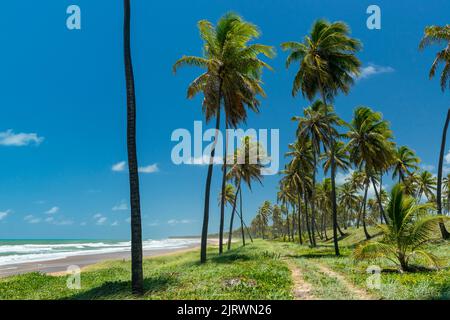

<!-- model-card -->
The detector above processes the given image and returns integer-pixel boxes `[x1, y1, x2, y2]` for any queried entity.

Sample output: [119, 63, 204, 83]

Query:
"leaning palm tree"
[282, 19, 362, 256]
[419, 24, 450, 239]
[391, 146, 420, 183]
[173, 13, 274, 260]
[354, 184, 448, 272]
[123, 0, 143, 295]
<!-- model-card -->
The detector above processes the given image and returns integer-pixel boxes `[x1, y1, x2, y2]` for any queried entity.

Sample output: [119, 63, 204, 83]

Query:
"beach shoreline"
[0, 238, 220, 278]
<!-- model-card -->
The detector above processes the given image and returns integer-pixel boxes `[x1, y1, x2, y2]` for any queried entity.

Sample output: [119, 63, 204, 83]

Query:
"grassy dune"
[0, 228, 448, 300]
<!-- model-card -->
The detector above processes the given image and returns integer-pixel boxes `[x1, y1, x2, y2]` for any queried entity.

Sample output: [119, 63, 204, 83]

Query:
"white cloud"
[168, 219, 192, 225]
[0, 130, 44, 147]
[186, 155, 223, 166]
[93, 213, 107, 225]
[148, 221, 160, 227]
[111, 221, 119, 227]
[112, 200, 128, 211]
[112, 161, 126, 172]
[45, 206, 59, 215]
[24, 215, 41, 224]
[45, 217, 54, 223]
[444, 150, 450, 165]
[139, 164, 159, 174]
[336, 170, 354, 185]
[0, 210, 11, 221]
[358, 64, 395, 80]
[421, 164, 435, 172]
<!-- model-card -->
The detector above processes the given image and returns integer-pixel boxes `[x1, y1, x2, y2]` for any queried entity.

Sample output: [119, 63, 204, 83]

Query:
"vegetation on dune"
[354, 184, 448, 272]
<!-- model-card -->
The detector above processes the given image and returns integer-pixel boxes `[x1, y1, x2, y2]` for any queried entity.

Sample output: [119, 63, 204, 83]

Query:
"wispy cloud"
[24, 215, 41, 224]
[112, 161, 126, 172]
[358, 64, 395, 80]
[336, 170, 354, 185]
[139, 164, 159, 174]
[112, 200, 128, 211]
[0, 210, 11, 221]
[186, 155, 223, 166]
[111, 221, 119, 227]
[0, 130, 44, 147]
[45, 206, 59, 215]
[168, 219, 193, 225]
[421, 164, 435, 172]
[93, 213, 107, 225]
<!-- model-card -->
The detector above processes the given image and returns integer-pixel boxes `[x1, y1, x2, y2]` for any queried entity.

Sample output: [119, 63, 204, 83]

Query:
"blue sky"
[0, 0, 449, 239]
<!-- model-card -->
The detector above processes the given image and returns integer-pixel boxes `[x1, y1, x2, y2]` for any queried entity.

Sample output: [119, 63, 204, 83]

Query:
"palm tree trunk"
[297, 193, 303, 245]
[239, 188, 245, 246]
[371, 177, 388, 224]
[437, 109, 450, 239]
[286, 210, 291, 242]
[303, 193, 313, 245]
[124, 0, 143, 295]
[227, 180, 241, 251]
[291, 207, 296, 240]
[200, 88, 222, 263]
[362, 181, 371, 240]
[311, 154, 317, 247]
[219, 122, 229, 254]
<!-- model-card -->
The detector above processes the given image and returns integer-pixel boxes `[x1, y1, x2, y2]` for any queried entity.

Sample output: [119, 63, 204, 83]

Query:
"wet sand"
[0, 240, 211, 278]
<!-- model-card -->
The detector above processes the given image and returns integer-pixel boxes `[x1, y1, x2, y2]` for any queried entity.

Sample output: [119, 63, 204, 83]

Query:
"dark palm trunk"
[227, 181, 241, 250]
[436, 109, 450, 239]
[239, 189, 245, 246]
[219, 122, 229, 254]
[311, 155, 317, 247]
[297, 193, 303, 245]
[286, 209, 291, 242]
[362, 181, 371, 240]
[200, 92, 222, 263]
[303, 193, 313, 245]
[124, 0, 143, 295]
[371, 177, 388, 224]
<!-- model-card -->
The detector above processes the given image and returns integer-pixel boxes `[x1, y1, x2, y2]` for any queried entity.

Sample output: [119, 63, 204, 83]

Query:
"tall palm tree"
[293, 101, 338, 246]
[419, 24, 450, 239]
[173, 13, 274, 261]
[347, 107, 394, 239]
[392, 146, 420, 183]
[123, 0, 143, 295]
[339, 181, 359, 228]
[282, 19, 361, 256]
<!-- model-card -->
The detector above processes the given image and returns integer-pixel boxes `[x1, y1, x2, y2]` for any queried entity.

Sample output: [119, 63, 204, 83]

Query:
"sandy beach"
[0, 239, 218, 278]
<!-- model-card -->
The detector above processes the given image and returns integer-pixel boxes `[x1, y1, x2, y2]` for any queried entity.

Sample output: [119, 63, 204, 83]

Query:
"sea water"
[0, 238, 200, 267]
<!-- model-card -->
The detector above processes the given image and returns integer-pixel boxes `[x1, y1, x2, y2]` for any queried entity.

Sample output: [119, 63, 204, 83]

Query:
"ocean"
[0, 238, 200, 267]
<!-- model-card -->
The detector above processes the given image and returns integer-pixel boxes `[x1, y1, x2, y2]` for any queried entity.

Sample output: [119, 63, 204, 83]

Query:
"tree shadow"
[210, 253, 252, 264]
[63, 275, 176, 300]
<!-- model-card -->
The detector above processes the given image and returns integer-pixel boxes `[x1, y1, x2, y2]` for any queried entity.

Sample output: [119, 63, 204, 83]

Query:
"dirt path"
[285, 261, 315, 300]
[316, 263, 374, 300]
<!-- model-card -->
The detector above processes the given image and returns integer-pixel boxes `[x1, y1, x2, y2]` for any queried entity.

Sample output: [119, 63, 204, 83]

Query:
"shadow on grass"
[210, 252, 252, 264]
[64, 275, 176, 300]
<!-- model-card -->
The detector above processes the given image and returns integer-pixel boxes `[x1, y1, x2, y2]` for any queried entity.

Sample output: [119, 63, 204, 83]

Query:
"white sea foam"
[0, 239, 200, 267]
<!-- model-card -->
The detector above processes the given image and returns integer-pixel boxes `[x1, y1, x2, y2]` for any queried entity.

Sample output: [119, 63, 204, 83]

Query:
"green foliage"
[354, 184, 448, 271]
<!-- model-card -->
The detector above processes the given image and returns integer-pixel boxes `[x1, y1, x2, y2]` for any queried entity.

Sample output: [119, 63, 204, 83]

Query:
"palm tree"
[173, 13, 274, 261]
[392, 146, 420, 183]
[355, 184, 448, 272]
[415, 170, 437, 203]
[282, 19, 362, 256]
[293, 101, 337, 246]
[339, 181, 360, 229]
[443, 174, 450, 214]
[347, 107, 394, 238]
[419, 24, 450, 239]
[123, 0, 143, 295]
[226, 137, 264, 250]
[256, 201, 272, 239]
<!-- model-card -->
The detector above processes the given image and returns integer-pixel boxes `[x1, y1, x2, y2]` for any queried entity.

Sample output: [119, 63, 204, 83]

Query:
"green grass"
[277, 227, 450, 300]
[0, 241, 292, 300]
[0, 227, 449, 300]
